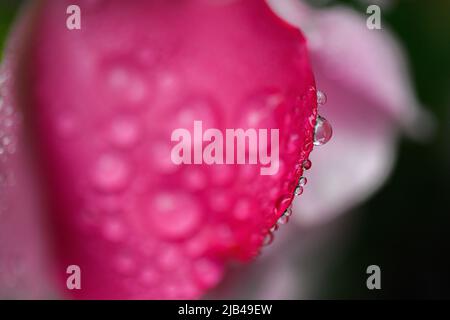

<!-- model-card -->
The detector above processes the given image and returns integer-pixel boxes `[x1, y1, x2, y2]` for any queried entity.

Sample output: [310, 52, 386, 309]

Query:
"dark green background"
[310, 0, 450, 299]
[1, 0, 449, 299]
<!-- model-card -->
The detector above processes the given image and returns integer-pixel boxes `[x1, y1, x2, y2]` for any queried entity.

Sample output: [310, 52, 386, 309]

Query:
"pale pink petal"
[295, 85, 398, 224]
[269, 0, 430, 225]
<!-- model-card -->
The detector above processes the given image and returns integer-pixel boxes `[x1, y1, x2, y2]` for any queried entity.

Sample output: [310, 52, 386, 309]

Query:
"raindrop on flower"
[316, 90, 327, 106]
[278, 215, 289, 225]
[92, 153, 131, 192]
[298, 176, 307, 187]
[302, 159, 312, 170]
[2, 136, 11, 146]
[263, 232, 274, 246]
[4, 105, 13, 116]
[269, 224, 278, 233]
[284, 207, 293, 217]
[313, 115, 333, 146]
[294, 186, 303, 196]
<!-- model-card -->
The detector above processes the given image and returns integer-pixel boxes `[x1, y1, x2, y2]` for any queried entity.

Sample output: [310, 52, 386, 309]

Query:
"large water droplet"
[314, 115, 333, 146]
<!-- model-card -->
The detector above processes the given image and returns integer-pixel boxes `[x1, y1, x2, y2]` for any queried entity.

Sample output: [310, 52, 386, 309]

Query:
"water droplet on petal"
[183, 168, 207, 191]
[101, 219, 126, 242]
[193, 258, 224, 289]
[263, 232, 274, 246]
[114, 254, 136, 275]
[314, 115, 333, 146]
[157, 246, 183, 270]
[3, 118, 14, 128]
[239, 92, 282, 129]
[150, 141, 180, 174]
[107, 65, 147, 105]
[92, 153, 131, 192]
[139, 268, 159, 286]
[302, 159, 312, 170]
[232, 198, 254, 221]
[4, 106, 13, 116]
[147, 192, 202, 240]
[209, 164, 235, 186]
[298, 176, 307, 186]
[2, 136, 11, 146]
[316, 90, 327, 106]
[55, 112, 78, 138]
[294, 186, 303, 196]
[284, 207, 293, 217]
[278, 215, 289, 225]
[269, 224, 279, 233]
[109, 117, 140, 148]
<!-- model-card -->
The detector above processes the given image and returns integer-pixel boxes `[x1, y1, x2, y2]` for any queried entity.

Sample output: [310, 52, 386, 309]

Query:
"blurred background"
[304, 0, 450, 299]
[1, 0, 449, 299]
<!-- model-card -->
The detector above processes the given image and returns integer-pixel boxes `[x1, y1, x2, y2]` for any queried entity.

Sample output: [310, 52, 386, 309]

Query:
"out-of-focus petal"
[0, 4, 56, 297]
[207, 218, 353, 299]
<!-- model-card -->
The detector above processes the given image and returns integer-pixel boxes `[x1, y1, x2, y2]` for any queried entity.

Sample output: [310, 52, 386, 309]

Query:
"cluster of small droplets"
[263, 90, 332, 248]
[263, 160, 311, 247]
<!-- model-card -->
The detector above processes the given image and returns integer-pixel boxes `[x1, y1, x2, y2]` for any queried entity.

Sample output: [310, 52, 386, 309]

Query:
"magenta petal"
[6, 0, 318, 299]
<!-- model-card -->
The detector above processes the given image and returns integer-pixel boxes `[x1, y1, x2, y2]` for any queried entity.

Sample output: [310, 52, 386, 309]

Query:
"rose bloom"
[0, 0, 429, 299]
